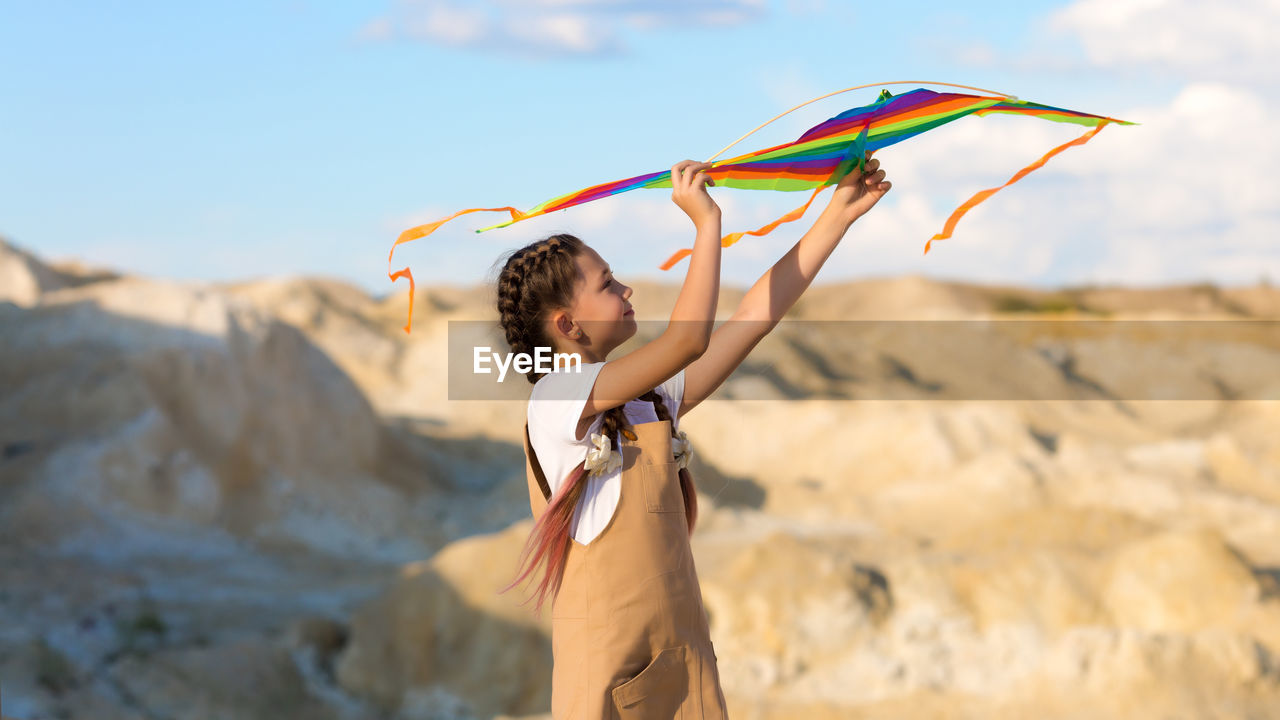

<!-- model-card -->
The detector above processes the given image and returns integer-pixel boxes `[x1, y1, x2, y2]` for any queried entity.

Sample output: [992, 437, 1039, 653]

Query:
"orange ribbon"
[388, 206, 527, 333]
[658, 185, 831, 271]
[923, 121, 1110, 255]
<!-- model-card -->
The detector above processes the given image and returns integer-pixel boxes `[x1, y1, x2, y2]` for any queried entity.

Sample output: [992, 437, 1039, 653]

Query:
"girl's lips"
[624, 308, 634, 316]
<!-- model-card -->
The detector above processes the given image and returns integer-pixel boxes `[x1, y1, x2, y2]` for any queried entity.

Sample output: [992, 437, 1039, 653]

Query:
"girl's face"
[560, 246, 635, 361]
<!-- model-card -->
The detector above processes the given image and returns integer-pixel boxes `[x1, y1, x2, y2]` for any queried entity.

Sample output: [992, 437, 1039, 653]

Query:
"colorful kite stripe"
[388, 88, 1133, 333]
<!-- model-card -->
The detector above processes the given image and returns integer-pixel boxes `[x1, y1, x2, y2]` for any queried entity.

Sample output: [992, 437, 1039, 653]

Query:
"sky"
[2, 0, 1277, 298]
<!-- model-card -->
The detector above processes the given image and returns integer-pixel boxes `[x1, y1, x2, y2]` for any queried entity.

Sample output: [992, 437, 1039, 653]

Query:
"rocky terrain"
[2, 234, 1278, 719]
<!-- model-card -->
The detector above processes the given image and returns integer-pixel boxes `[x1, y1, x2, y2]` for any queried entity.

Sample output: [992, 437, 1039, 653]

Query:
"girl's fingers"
[686, 164, 705, 183]
[672, 160, 714, 190]
[672, 160, 696, 186]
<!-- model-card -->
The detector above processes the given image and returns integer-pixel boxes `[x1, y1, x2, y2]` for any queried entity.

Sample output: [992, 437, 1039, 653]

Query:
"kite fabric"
[389, 87, 1133, 333]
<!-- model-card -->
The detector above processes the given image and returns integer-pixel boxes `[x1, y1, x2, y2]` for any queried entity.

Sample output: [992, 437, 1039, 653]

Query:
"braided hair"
[495, 233, 699, 617]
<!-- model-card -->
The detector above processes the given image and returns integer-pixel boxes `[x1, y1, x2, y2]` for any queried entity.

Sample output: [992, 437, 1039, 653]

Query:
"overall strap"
[523, 422, 552, 518]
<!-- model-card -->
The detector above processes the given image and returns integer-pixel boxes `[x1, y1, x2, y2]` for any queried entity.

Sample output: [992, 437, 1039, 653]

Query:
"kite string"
[704, 80, 1018, 164]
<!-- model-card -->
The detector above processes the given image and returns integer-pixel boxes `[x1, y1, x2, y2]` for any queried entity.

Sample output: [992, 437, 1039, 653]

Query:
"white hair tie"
[584, 432, 623, 477]
[671, 430, 693, 470]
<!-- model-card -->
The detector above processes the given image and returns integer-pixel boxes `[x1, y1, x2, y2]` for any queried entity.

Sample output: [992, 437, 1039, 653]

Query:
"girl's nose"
[622, 285, 632, 300]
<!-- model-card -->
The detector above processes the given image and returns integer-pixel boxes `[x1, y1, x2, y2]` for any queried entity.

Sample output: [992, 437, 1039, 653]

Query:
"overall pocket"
[611, 645, 687, 719]
[641, 461, 684, 514]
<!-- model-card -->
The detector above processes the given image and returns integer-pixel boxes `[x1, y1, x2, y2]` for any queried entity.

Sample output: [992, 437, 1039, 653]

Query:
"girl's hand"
[670, 159, 720, 228]
[829, 152, 891, 224]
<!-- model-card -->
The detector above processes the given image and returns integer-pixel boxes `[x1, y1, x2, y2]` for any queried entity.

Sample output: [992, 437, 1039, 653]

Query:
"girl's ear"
[551, 311, 576, 339]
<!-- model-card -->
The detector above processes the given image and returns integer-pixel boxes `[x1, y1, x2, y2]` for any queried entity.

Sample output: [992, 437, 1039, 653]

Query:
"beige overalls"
[523, 418, 730, 719]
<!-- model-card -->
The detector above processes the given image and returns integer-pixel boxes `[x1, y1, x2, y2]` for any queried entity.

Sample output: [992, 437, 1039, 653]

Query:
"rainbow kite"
[389, 82, 1133, 332]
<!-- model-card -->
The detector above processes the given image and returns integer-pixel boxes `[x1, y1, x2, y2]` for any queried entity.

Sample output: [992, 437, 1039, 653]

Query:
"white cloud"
[410, 2, 490, 46]
[509, 13, 608, 54]
[891, 0, 1280, 288]
[944, 0, 1280, 81]
[1049, 0, 1280, 81]
[357, 0, 767, 58]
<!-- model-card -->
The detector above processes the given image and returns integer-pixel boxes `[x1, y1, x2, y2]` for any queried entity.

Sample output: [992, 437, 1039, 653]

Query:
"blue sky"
[2, 0, 1273, 296]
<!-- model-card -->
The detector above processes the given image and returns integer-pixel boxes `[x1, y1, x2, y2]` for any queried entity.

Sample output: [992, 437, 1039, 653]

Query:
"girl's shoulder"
[529, 360, 605, 402]
[527, 361, 607, 446]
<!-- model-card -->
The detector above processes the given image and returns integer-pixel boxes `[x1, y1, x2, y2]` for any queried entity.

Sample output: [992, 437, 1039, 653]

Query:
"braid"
[598, 405, 636, 445]
[498, 233, 593, 617]
[498, 234, 698, 618]
[495, 234, 585, 384]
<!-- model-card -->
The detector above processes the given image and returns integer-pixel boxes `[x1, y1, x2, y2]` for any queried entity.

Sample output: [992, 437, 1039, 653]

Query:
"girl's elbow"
[678, 334, 710, 363]
[682, 337, 709, 363]
[733, 309, 778, 340]
[666, 328, 710, 361]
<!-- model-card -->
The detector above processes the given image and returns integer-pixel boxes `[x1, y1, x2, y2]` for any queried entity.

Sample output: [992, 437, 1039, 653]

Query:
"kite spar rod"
[704, 80, 1018, 163]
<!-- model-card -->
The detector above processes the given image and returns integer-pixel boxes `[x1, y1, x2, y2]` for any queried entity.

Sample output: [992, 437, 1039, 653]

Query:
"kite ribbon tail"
[657, 185, 830, 271]
[923, 120, 1110, 255]
[388, 206, 527, 334]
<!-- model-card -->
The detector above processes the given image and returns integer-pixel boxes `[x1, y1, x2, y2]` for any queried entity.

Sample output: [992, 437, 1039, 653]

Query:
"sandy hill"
[2, 235, 1279, 720]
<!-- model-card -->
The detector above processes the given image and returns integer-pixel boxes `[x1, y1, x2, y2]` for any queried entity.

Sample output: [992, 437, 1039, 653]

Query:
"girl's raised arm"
[578, 160, 722, 430]
[677, 154, 892, 418]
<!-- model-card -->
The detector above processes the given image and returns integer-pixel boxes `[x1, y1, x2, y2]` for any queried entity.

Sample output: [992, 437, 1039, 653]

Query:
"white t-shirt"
[526, 361, 685, 546]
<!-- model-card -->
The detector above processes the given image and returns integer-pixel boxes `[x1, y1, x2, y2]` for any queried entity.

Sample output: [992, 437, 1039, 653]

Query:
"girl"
[497, 156, 890, 718]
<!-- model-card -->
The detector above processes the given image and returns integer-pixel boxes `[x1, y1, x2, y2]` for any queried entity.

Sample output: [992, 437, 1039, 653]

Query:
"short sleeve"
[528, 361, 606, 445]
[658, 368, 685, 429]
